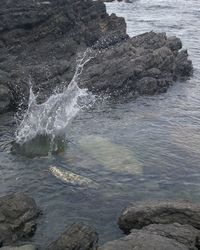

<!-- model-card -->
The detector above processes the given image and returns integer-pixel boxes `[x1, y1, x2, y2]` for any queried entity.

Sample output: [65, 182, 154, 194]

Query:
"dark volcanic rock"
[82, 32, 192, 96]
[99, 231, 189, 250]
[46, 222, 98, 250]
[142, 223, 200, 249]
[99, 223, 200, 250]
[0, 0, 126, 112]
[0, 0, 192, 114]
[0, 193, 40, 245]
[118, 200, 200, 233]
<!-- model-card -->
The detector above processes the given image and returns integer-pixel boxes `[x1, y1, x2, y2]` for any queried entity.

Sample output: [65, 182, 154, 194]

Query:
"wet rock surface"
[0, 0, 126, 113]
[118, 200, 200, 233]
[82, 32, 192, 96]
[46, 222, 98, 250]
[0, 193, 40, 245]
[0, 0, 192, 113]
[99, 200, 200, 250]
[99, 224, 200, 250]
[141, 223, 200, 249]
[1, 193, 200, 250]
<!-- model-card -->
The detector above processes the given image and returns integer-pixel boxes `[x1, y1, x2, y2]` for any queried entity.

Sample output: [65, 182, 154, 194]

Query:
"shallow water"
[1, 0, 200, 247]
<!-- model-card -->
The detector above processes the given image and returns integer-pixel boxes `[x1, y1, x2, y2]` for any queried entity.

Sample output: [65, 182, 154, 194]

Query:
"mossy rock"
[11, 134, 66, 158]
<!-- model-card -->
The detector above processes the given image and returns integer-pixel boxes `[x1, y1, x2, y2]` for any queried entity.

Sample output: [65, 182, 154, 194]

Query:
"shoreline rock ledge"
[2, 194, 200, 250]
[118, 200, 200, 233]
[0, 0, 193, 114]
[99, 200, 200, 250]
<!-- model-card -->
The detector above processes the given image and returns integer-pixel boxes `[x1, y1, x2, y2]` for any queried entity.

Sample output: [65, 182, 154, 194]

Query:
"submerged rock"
[99, 223, 200, 250]
[118, 200, 200, 233]
[49, 165, 98, 188]
[46, 222, 98, 250]
[78, 135, 142, 175]
[11, 135, 65, 158]
[0, 193, 40, 245]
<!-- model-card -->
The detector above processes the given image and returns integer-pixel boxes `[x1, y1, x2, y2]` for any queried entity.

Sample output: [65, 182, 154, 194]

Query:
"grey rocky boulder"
[118, 200, 200, 233]
[99, 223, 200, 250]
[46, 222, 98, 250]
[0, 193, 40, 245]
[141, 223, 200, 249]
[82, 32, 192, 96]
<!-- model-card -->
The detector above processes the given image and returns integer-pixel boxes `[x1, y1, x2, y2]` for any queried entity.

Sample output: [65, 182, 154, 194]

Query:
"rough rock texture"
[118, 201, 200, 233]
[0, 0, 126, 112]
[0, 245, 37, 250]
[142, 223, 200, 249]
[0, 193, 40, 245]
[99, 223, 200, 250]
[46, 222, 98, 250]
[82, 32, 192, 95]
[0, 0, 192, 113]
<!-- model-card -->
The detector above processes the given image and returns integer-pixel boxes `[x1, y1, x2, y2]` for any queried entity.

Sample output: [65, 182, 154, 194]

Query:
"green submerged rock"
[78, 135, 143, 175]
[11, 134, 66, 158]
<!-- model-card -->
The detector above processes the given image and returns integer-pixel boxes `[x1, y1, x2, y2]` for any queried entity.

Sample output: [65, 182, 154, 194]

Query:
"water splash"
[15, 49, 95, 146]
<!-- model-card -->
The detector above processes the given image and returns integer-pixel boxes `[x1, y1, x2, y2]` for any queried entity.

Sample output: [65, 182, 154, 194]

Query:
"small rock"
[0, 193, 40, 245]
[46, 222, 98, 250]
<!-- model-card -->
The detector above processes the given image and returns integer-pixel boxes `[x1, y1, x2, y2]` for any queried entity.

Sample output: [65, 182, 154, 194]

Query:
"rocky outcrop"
[0, 0, 126, 113]
[46, 222, 98, 250]
[0, 193, 40, 246]
[0, 0, 192, 114]
[118, 200, 200, 233]
[99, 201, 200, 250]
[82, 32, 192, 96]
[99, 223, 200, 250]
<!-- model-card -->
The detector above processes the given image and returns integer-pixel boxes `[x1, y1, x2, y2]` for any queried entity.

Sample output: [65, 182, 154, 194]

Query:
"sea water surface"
[0, 0, 200, 247]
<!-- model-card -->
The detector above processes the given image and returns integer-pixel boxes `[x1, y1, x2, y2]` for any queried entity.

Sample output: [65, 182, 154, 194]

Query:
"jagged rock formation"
[82, 32, 192, 96]
[0, 0, 126, 112]
[0, 0, 192, 114]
